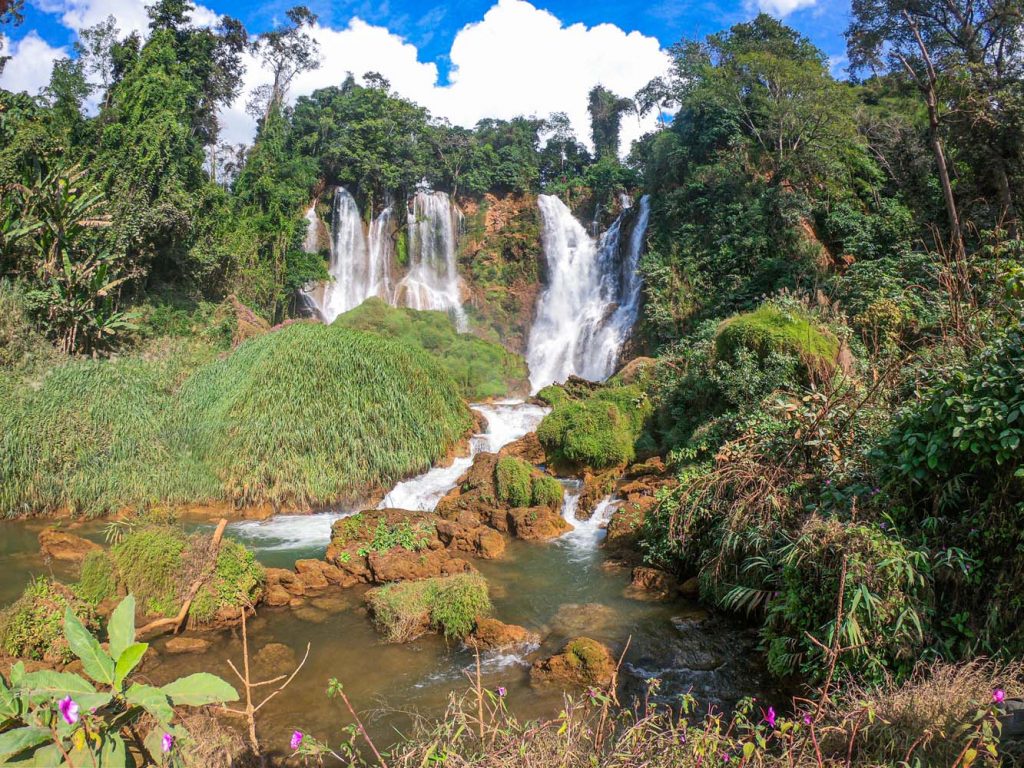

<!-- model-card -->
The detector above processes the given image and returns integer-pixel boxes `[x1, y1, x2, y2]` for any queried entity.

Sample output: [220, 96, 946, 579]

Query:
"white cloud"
[222, 0, 670, 153]
[0, 31, 67, 94]
[751, 0, 818, 16]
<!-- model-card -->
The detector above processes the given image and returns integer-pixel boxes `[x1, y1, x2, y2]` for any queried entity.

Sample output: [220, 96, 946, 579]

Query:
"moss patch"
[0, 577, 98, 662]
[366, 574, 491, 643]
[76, 550, 119, 605]
[531, 475, 564, 509]
[495, 457, 533, 507]
[714, 304, 838, 376]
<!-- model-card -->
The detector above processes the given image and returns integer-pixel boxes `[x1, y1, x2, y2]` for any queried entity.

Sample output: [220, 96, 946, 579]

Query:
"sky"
[0, 0, 852, 149]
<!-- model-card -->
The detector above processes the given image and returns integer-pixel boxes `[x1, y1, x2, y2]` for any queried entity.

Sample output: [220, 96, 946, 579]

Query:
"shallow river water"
[0, 402, 771, 757]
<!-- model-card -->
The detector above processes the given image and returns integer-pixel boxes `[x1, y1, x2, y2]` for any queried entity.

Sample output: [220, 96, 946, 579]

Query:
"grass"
[334, 297, 529, 400]
[191, 538, 266, 623]
[714, 303, 839, 376]
[531, 475, 564, 508]
[495, 457, 533, 507]
[366, 574, 492, 643]
[174, 322, 473, 509]
[76, 550, 119, 605]
[537, 384, 654, 469]
[1, 321, 473, 516]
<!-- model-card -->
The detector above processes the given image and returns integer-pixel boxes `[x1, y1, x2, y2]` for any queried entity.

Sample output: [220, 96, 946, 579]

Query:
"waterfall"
[526, 195, 651, 392]
[395, 190, 467, 330]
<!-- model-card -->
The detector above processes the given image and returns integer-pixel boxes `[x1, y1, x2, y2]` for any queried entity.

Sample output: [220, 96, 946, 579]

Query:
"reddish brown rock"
[266, 568, 306, 597]
[498, 432, 546, 465]
[165, 637, 211, 654]
[294, 560, 329, 590]
[507, 507, 571, 541]
[476, 529, 506, 559]
[530, 637, 615, 687]
[679, 576, 700, 598]
[38, 528, 100, 564]
[265, 584, 292, 607]
[577, 469, 619, 520]
[628, 566, 679, 600]
[468, 618, 539, 651]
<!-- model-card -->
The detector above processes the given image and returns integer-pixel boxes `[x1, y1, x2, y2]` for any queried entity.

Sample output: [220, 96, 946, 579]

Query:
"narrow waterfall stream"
[526, 194, 651, 391]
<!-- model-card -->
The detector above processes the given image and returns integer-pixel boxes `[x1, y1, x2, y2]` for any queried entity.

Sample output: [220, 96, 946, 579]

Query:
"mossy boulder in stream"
[366, 573, 492, 643]
[531, 637, 616, 687]
[0, 577, 99, 662]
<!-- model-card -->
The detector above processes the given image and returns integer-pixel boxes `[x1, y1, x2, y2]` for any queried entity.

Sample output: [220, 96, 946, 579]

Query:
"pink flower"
[994, 689, 1006, 705]
[763, 706, 776, 728]
[721, 753, 730, 763]
[803, 713, 812, 725]
[496, 686, 507, 698]
[161, 733, 174, 753]
[290, 731, 304, 750]
[58, 696, 79, 725]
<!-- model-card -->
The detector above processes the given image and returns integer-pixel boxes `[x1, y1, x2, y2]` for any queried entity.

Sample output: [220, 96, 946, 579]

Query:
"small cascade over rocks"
[395, 189, 467, 330]
[526, 194, 651, 392]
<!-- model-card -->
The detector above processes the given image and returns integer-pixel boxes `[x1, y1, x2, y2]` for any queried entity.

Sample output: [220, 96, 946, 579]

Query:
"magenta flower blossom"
[58, 696, 79, 725]
[994, 689, 1006, 705]
[721, 752, 730, 763]
[161, 733, 174, 753]
[803, 713, 812, 725]
[763, 706, 776, 728]
[496, 686, 507, 698]
[290, 731, 304, 750]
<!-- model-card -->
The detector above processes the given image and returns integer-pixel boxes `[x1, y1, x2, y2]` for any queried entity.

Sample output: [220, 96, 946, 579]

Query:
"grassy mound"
[76, 550, 119, 605]
[192, 539, 266, 623]
[0, 577, 98, 662]
[531, 475, 564, 508]
[366, 574, 491, 643]
[537, 384, 654, 469]
[495, 457, 533, 507]
[0, 356, 219, 517]
[334, 298, 529, 400]
[714, 303, 839, 376]
[173, 322, 473, 509]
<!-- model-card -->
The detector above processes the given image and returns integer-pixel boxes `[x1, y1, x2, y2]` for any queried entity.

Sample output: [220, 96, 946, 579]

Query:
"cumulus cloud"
[0, 31, 67, 94]
[222, 0, 671, 152]
[750, 0, 817, 16]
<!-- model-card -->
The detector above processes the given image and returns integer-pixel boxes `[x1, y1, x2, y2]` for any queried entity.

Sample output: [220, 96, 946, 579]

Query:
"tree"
[249, 5, 320, 123]
[588, 84, 634, 159]
[0, 0, 25, 75]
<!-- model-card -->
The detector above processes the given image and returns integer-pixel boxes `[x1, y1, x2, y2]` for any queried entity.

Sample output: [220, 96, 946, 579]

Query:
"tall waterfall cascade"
[303, 188, 466, 327]
[395, 190, 468, 330]
[526, 194, 651, 392]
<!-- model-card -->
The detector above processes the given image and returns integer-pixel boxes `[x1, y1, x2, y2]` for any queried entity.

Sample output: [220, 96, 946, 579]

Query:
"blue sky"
[1, 0, 852, 146]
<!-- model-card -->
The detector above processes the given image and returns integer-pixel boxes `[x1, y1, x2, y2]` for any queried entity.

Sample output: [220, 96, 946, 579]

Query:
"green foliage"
[714, 303, 839, 377]
[334, 298, 528, 399]
[111, 525, 187, 616]
[764, 520, 928, 684]
[495, 457, 533, 507]
[366, 574, 491, 643]
[531, 475, 564, 509]
[0, 578, 98, 662]
[538, 384, 653, 469]
[191, 539, 266, 623]
[366, 518, 434, 555]
[174, 322, 473, 508]
[76, 551, 119, 606]
[0, 595, 238, 766]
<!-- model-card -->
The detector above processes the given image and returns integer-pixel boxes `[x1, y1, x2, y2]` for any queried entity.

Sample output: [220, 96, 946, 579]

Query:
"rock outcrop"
[531, 637, 616, 687]
[468, 618, 540, 651]
[38, 528, 100, 564]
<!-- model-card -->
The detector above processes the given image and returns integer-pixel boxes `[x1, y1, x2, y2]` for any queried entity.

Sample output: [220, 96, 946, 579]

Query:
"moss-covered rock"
[530, 636, 616, 687]
[714, 304, 839, 377]
[191, 539, 266, 624]
[366, 574, 492, 643]
[537, 384, 653, 469]
[0, 577, 98, 662]
[530, 475, 564, 509]
[76, 550, 119, 605]
[495, 456, 533, 507]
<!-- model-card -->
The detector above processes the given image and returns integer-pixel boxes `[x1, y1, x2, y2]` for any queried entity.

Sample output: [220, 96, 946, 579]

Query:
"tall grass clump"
[366, 574, 491, 643]
[334, 298, 529, 400]
[173, 322, 473, 509]
[0, 356, 219, 518]
[0, 577, 98, 662]
[495, 457, 533, 507]
[715, 302, 839, 377]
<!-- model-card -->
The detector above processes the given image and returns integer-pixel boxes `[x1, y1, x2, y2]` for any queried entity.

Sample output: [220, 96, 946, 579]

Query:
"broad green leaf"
[0, 676, 18, 721]
[0, 727, 51, 761]
[99, 732, 129, 768]
[161, 673, 239, 707]
[63, 609, 114, 686]
[108, 597, 136, 662]
[4, 742, 67, 765]
[113, 643, 148, 689]
[19, 670, 95, 704]
[743, 742, 755, 759]
[125, 683, 174, 725]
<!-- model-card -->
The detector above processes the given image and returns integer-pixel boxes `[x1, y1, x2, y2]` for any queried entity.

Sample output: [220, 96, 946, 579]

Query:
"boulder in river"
[628, 566, 680, 600]
[165, 636, 212, 654]
[38, 528, 100, 564]
[531, 637, 616, 687]
[506, 506, 571, 540]
[469, 618, 540, 651]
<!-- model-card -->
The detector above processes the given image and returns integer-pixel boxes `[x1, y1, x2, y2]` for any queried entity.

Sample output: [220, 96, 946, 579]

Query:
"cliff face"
[458, 194, 543, 354]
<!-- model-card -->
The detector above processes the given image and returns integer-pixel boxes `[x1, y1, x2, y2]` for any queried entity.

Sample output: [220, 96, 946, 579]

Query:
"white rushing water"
[559, 494, 620, 553]
[526, 195, 651, 392]
[395, 190, 467, 330]
[228, 400, 547, 551]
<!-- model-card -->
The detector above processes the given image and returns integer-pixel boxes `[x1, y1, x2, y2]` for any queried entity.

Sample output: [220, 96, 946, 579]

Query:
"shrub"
[76, 550, 119, 605]
[495, 457, 533, 507]
[764, 520, 928, 684]
[537, 384, 653, 469]
[366, 574, 491, 643]
[0, 577, 98, 662]
[531, 475, 564, 509]
[191, 538, 266, 623]
[174, 322, 473, 509]
[714, 303, 838, 378]
[334, 298, 529, 399]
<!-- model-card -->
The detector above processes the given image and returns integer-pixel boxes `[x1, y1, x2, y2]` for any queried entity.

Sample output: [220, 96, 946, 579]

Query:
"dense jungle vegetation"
[2, 0, 1024, 763]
